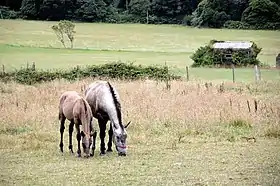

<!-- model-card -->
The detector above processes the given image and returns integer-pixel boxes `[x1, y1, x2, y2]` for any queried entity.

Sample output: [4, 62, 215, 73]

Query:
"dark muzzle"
[118, 152, 126, 156]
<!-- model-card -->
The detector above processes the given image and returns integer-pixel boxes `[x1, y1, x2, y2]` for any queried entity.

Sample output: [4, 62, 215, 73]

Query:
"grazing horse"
[85, 81, 131, 156]
[58, 91, 97, 158]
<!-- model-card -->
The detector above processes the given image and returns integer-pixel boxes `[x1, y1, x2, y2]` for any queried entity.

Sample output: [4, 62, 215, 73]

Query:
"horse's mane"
[107, 82, 123, 129]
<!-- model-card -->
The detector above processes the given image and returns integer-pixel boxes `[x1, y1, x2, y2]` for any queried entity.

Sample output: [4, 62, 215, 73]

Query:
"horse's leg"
[75, 123, 82, 157]
[68, 119, 74, 153]
[98, 119, 107, 156]
[59, 115, 66, 153]
[107, 123, 113, 152]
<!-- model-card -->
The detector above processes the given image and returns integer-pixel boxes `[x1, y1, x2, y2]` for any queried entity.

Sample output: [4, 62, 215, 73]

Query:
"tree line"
[1, 0, 280, 30]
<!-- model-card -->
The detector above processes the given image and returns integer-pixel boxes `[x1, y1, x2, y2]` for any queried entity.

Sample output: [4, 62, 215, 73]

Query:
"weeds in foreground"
[265, 127, 280, 139]
[0, 79, 279, 151]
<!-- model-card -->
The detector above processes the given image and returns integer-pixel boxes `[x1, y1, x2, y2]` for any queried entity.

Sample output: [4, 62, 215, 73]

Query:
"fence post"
[32, 62, 36, 71]
[231, 64, 235, 83]
[165, 62, 170, 90]
[254, 65, 261, 81]
[186, 66, 189, 81]
[2, 64, 4, 74]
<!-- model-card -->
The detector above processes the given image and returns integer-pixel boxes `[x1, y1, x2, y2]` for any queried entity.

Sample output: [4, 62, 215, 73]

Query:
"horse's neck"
[108, 111, 123, 130]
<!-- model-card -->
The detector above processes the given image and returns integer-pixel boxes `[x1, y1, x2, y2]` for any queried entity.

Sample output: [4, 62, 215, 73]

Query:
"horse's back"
[85, 81, 120, 115]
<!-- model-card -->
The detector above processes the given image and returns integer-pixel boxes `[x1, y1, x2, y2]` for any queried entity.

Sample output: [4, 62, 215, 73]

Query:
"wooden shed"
[276, 53, 280, 69]
[213, 41, 254, 64]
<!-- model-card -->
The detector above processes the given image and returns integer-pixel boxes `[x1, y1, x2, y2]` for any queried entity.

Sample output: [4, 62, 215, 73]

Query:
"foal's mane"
[107, 82, 123, 129]
[81, 98, 91, 133]
[82, 98, 88, 114]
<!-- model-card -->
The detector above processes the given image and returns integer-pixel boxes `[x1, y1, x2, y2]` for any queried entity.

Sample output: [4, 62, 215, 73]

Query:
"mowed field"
[1, 19, 280, 186]
[0, 19, 280, 81]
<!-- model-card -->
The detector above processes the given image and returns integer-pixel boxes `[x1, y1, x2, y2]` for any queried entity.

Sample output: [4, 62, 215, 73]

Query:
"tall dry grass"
[0, 78, 279, 151]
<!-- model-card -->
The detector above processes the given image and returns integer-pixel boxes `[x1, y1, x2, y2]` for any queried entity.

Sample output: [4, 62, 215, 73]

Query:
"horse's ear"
[81, 131, 85, 137]
[124, 121, 131, 128]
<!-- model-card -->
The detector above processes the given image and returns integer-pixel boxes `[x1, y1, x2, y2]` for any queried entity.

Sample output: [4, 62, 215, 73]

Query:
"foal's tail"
[58, 94, 67, 120]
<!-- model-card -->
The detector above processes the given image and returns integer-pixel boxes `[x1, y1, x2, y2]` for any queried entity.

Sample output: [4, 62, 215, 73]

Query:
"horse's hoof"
[100, 152, 106, 156]
[77, 154, 81, 158]
[107, 149, 113, 153]
[90, 153, 94, 157]
[118, 152, 127, 156]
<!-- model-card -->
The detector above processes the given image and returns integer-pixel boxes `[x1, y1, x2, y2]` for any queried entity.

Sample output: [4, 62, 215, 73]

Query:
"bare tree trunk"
[61, 40, 66, 48]
[146, 9, 149, 24]
[70, 41, 73, 49]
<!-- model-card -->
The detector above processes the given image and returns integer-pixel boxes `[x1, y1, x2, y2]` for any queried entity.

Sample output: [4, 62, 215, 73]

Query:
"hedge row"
[0, 62, 181, 85]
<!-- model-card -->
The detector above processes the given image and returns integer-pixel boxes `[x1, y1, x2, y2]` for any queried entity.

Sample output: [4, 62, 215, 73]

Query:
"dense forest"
[1, 0, 280, 30]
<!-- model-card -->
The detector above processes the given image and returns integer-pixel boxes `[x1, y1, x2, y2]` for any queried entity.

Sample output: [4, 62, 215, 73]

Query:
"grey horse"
[85, 81, 130, 156]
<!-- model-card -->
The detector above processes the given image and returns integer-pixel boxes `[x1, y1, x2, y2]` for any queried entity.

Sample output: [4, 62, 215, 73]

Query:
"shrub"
[182, 14, 193, 25]
[223, 20, 251, 29]
[0, 62, 181, 85]
[190, 40, 262, 67]
[0, 6, 19, 19]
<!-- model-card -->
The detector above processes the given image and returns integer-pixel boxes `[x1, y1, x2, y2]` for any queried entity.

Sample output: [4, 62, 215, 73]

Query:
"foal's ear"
[124, 121, 131, 128]
[81, 131, 85, 137]
[90, 131, 96, 137]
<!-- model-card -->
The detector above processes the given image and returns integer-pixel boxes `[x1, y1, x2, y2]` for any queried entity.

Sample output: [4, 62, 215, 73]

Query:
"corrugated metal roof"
[213, 41, 253, 49]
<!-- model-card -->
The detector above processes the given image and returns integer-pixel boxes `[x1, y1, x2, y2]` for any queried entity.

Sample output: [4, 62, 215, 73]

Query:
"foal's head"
[81, 115, 95, 158]
[81, 131, 93, 157]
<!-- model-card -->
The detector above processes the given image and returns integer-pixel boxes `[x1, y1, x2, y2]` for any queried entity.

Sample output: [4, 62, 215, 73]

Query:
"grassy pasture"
[1, 19, 280, 185]
[1, 79, 280, 185]
[0, 19, 280, 82]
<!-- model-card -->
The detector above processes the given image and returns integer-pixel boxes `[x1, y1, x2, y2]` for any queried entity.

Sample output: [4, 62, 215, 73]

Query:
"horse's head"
[113, 121, 131, 156]
[81, 131, 95, 158]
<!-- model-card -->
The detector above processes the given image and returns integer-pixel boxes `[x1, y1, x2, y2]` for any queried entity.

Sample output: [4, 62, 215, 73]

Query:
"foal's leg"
[59, 115, 66, 153]
[98, 119, 107, 156]
[107, 123, 113, 152]
[68, 120, 74, 153]
[90, 123, 97, 157]
[75, 123, 82, 157]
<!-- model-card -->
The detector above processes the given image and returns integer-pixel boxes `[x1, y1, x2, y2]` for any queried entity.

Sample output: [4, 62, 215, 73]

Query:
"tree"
[20, 0, 41, 19]
[52, 20, 75, 49]
[151, 0, 193, 24]
[0, 0, 23, 10]
[227, 0, 249, 21]
[242, 0, 280, 29]
[128, 0, 151, 23]
[191, 0, 244, 28]
[39, 0, 65, 20]
[75, 0, 109, 22]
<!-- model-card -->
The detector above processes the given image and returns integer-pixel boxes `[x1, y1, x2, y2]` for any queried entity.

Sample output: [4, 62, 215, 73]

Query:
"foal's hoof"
[77, 154, 81, 158]
[90, 153, 94, 157]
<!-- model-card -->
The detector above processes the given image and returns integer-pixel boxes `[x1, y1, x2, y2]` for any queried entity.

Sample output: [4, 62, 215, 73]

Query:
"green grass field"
[0, 19, 280, 82]
[1, 19, 280, 186]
